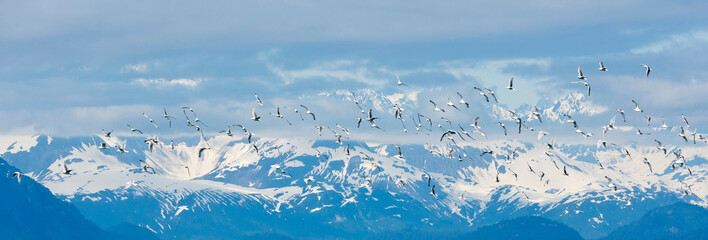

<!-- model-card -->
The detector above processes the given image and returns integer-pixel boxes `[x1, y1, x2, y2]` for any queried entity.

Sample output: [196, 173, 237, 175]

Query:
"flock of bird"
[8, 61, 703, 200]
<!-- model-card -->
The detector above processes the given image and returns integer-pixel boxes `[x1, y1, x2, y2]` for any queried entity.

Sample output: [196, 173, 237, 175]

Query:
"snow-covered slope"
[1, 131, 706, 239]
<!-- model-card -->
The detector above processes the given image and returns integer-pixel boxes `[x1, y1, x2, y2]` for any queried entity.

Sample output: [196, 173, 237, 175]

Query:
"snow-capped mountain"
[2, 131, 705, 239]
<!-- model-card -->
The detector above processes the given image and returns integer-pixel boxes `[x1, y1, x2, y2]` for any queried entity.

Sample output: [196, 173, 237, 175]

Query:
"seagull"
[300, 105, 316, 120]
[440, 130, 459, 142]
[532, 106, 543, 123]
[498, 122, 507, 136]
[269, 107, 292, 125]
[198, 147, 210, 158]
[429, 100, 445, 112]
[654, 140, 667, 154]
[632, 100, 643, 112]
[181, 106, 195, 113]
[605, 176, 617, 191]
[679, 127, 689, 142]
[571, 81, 591, 96]
[219, 126, 234, 137]
[184, 166, 191, 178]
[577, 65, 587, 80]
[127, 124, 143, 134]
[617, 109, 627, 122]
[598, 62, 607, 71]
[251, 108, 261, 121]
[430, 185, 437, 198]
[345, 144, 351, 155]
[537, 131, 549, 141]
[255, 93, 263, 106]
[660, 116, 669, 129]
[636, 127, 650, 136]
[304, 176, 315, 184]
[474, 87, 490, 102]
[395, 73, 408, 87]
[643, 158, 653, 173]
[175, 206, 189, 216]
[163, 108, 176, 128]
[102, 129, 114, 138]
[639, 64, 651, 78]
[97, 142, 108, 149]
[142, 113, 159, 128]
[365, 109, 379, 124]
[446, 96, 461, 111]
[62, 161, 73, 175]
[485, 88, 498, 103]
[457, 92, 469, 108]
[681, 114, 690, 128]
[506, 77, 514, 90]
[470, 117, 481, 130]
[11, 172, 23, 183]
[395, 145, 404, 159]
[645, 116, 652, 126]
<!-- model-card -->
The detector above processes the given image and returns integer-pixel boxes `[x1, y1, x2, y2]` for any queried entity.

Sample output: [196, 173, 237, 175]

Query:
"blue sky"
[1, 1, 707, 140]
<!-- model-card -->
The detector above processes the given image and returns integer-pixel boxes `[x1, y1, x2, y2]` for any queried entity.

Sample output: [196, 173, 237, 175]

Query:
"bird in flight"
[62, 161, 73, 175]
[395, 73, 408, 87]
[506, 77, 514, 90]
[255, 93, 263, 106]
[598, 62, 607, 71]
[143, 113, 159, 129]
[639, 64, 651, 78]
[577, 66, 587, 80]
[251, 108, 261, 121]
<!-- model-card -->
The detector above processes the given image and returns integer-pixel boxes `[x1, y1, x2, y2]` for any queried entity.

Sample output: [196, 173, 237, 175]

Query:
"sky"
[1, 0, 708, 143]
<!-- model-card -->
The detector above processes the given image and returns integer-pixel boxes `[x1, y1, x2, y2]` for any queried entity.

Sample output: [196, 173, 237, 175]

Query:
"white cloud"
[132, 78, 203, 88]
[631, 30, 708, 54]
[122, 63, 148, 73]
[267, 60, 387, 87]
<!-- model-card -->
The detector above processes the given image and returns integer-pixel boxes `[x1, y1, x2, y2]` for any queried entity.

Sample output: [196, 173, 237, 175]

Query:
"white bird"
[485, 88, 498, 103]
[429, 100, 445, 112]
[251, 108, 261, 121]
[617, 109, 627, 122]
[470, 117, 481, 130]
[682, 114, 690, 128]
[537, 131, 549, 141]
[97, 142, 108, 149]
[395, 145, 404, 159]
[127, 124, 143, 134]
[395, 73, 408, 87]
[506, 77, 514, 90]
[654, 140, 667, 155]
[175, 206, 189, 216]
[142, 113, 159, 128]
[456, 92, 469, 108]
[446, 96, 460, 111]
[605, 176, 617, 191]
[11, 172, 23, 183]
[430, 185, 437, 198]
[269, 107, 292, 125]
[632, 100, 643, 112]
[643, 158, 653, 173]
[163, 108, 176, 128]
[660, 116, 669, 129]
[639, 64, 651, 78]
[474, 87, 490, 102]
[498, 122, 507, 136]
[598, 62, 607, 71]
[62, 161, 73, 175]
[577, 65, 587, 80]
[198, 147, 210, 158]
[300, 105, 316, 120]
[255, 93, 263, 106]
[571, 81, 591, 96]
